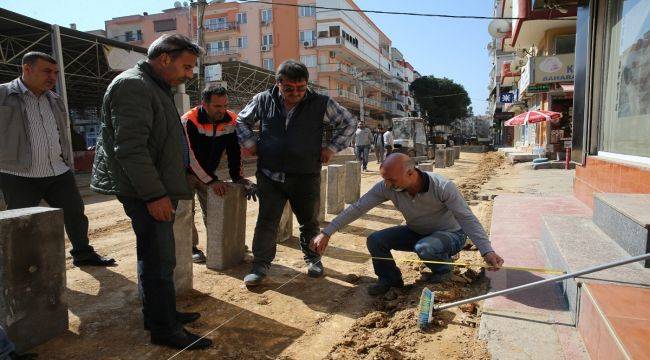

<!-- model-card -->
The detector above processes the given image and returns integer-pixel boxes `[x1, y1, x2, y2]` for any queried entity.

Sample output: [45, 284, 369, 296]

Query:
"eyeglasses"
[280, 82, 307, 94]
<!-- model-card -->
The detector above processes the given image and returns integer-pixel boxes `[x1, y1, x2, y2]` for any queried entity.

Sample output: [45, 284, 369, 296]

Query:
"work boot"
[307, 261, 324, 278]
[151, 328, 212, 350]
[367, 281, 403, 296]
[192, 247, 206, 264]
[73, 252, 116, 267]
[144, 311, 201, 331]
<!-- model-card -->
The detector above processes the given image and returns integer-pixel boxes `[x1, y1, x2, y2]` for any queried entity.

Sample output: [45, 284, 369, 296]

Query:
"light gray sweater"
[322, 171, 494, 255]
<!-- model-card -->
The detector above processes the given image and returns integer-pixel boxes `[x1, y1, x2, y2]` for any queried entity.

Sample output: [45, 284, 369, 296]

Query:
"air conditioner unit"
[303, 41, 314, 48]
[261, 45, 270, 52]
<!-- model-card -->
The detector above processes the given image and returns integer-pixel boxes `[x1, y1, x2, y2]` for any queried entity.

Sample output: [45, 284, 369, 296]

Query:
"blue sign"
[500, 92, 514, 103]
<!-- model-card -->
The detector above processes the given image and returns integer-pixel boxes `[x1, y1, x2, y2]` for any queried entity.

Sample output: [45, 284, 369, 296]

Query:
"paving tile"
[608, 317, 650, 360]
[588, 283, 650, 321]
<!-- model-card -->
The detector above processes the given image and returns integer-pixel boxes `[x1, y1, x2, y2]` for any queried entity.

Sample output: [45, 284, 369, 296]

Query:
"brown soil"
[33, 152, 502, 359]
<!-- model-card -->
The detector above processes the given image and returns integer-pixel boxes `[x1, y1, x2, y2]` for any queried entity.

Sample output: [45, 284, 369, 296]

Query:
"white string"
[167, 260, 319, 359]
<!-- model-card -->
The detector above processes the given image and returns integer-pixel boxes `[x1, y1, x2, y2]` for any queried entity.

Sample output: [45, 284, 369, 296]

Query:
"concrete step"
[593, 193, 650, 267]
[578, 283, 650, 359]
[540, 214, 650, 317]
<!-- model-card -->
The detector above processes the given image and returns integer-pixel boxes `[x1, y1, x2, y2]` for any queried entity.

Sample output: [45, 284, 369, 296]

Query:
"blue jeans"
[356, 145, 370, 169]
[366, 226, 467, 286]
[118, 196, 181, 337]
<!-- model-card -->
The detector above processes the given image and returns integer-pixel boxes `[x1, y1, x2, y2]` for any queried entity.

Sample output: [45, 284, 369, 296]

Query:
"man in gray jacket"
[91, 35, 211, 350]
[310, 153, 504, 296]
[0, 52, 114, 267]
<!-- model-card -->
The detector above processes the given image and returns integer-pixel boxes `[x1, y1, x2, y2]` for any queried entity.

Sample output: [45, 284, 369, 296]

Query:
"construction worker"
[180, 85, 256, 263]
[310, 153, 504, 296]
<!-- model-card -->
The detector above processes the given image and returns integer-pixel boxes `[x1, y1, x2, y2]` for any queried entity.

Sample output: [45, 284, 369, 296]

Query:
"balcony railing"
[111, 35, 143, 44]
[205, 21, 239, 32]
[318, 63, 357, 77]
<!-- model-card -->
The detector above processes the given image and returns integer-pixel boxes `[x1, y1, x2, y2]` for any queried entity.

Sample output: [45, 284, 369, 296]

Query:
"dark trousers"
[118, 196, 180, 337]
[252, 171, 321, 271]
[366, 226, 466, 286]
[0, 171, 95, 259]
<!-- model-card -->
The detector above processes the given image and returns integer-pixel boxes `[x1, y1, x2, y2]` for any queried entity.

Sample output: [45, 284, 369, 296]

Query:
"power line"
[240, 0, 576, 21]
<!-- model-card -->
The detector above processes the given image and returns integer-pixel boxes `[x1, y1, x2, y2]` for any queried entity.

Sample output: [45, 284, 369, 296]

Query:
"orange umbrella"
[504, 110, 562, 126]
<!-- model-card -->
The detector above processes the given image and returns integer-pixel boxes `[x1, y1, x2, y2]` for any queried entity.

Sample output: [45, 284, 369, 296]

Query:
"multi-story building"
[103, 0, 419, 127]
[195, 0, 417, 128]
[105, 3, 192, 47]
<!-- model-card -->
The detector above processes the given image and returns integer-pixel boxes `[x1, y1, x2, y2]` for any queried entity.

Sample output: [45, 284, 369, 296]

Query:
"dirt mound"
[457, 152, 505, 201]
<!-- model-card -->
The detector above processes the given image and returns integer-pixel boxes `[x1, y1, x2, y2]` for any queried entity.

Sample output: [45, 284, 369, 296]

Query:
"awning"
[560, 84, 574, 93]
[504, 110, 562, 126]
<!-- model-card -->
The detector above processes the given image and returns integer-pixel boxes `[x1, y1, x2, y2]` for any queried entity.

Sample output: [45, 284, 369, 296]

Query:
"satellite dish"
[174, 1, 182, 8]
[488, 19, 512, 39]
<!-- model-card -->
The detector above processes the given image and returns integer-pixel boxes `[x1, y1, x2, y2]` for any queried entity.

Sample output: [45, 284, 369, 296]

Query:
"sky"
[0, 0, 494, 113]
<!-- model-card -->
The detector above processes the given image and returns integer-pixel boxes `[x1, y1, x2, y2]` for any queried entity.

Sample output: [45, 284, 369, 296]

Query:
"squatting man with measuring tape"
[310, 153, 505, 296]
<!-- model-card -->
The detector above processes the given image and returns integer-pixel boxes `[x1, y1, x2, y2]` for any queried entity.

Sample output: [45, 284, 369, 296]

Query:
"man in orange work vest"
[180, 85, 256, 263]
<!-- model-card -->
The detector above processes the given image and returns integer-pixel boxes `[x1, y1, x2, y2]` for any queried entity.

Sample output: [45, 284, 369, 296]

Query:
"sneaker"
[307, 261, 324, 278]
[73, 252, 116, 267]
[192, 247, 206, 264]
[367, 281, 404, 296]
[243, 271, 267, 286]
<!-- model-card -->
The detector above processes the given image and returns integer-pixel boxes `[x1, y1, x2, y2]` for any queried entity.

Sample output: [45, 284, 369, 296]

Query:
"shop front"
[572, 0, 650, 206]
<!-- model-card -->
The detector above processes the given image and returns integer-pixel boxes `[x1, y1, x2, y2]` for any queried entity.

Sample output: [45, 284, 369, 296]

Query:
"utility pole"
[193, 0, 208, 103]
[359, 79, 365, 123]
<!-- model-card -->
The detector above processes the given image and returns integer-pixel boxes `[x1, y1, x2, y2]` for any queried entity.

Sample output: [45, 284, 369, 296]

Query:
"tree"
[409, 76, 471, 126]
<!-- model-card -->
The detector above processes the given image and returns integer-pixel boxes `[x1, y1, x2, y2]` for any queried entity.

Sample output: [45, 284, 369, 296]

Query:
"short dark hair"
[22, 52, 57, 66]
[147, 34, 203, 60]
[276, 59, 309, 83]
[202, 86, 228, 103]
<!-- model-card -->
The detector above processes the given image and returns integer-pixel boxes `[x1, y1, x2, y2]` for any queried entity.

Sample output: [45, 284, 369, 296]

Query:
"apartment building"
[105, 3, 192, 47]
[104, 0, 419, 128]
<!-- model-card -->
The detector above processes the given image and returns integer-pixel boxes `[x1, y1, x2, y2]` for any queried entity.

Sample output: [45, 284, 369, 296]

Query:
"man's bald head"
[380, 153, 419, 192]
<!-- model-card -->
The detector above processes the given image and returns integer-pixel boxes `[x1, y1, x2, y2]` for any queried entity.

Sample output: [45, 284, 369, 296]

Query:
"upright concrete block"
[419, 162, 434, 172]
[327, 164, 345, 214]
[435, 149, 447, 168]
[453, 146, 461, 160]
[276, 202, 293, 243]
[172, 199, 194, 294]
[446, 148, 455, 167]
[206, 183, 247, 270]
[0, 207, 68, 352]
[345, 161, 361, 204]
[318, 167, 327, 222]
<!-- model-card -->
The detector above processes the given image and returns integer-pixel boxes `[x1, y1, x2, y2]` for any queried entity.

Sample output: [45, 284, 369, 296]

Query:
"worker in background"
[383, 127, 395, 155]
[373, 127, 386, 164]
[354, 122, 373, 171]
[180, 85, 256, 264]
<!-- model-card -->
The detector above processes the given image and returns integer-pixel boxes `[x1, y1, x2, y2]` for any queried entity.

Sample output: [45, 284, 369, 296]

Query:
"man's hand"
[146, 196, 174, 222]
[320, 147, 335, 164]
[236, 178, 258, 202]
[242, 144, 257, 157]
[483, 252, 504, 271]
[310, 233, 331, 255]
[211, 181, 228, 196]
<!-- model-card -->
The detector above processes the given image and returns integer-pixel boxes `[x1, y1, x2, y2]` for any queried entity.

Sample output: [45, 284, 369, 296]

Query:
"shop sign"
[533, 53, 575, 84]
[518, 63, 531, 98]
[528, 84, 550, 93]
[500, 92, 515, 103]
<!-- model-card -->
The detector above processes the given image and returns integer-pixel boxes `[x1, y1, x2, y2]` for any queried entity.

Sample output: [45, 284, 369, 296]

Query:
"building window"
[205, 17, 227, 31]
[236, 12, 247, 24]
[299, 29, 315, 43]
[153, 18, 176, 32]
[136, 30, 142, 41]
[554, 35, 576, 55]
[263, 58, 274, 71]
[206, 40, 230, 55]
[299, 5, 316, 17]
[600, 0, 650, 158]
[124, 31, 134, 41]
[262, 34, 273, 46]
[261, 9, 272, 24]
[237, 36, 248, 49]
[300, 55, 317, 68]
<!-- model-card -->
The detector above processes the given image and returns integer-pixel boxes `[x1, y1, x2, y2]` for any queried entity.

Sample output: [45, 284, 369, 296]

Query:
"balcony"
[205, 21, 239, 33]
[111, 34, 143, 45]
[318, 89, 360, 105]
[318, 63, 358, 77]
[204, 48, 241, 63]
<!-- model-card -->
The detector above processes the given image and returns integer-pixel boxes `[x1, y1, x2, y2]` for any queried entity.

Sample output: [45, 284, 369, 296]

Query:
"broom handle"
[436, 252, 650, 311]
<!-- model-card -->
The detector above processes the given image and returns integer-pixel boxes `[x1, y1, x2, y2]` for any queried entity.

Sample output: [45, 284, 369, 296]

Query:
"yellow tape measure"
[333, 254, 566, 275]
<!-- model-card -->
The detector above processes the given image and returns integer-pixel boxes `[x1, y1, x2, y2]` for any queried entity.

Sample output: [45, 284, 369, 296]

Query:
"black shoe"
[73, 253, 116, 267]
[144, 312, 201, 330]
[192, 247, 206, 264]
[151, 328, 212, 350]
[307, 261, 324, 278]
[367, 281, 403, 296]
